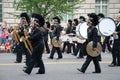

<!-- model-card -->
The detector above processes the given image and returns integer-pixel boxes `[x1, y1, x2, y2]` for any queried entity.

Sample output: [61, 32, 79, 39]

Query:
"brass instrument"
[12, 24, 33, 55]
[23, 29, 33, 55]
[11, 26, 20, 43]
[18, 21, 33, 55]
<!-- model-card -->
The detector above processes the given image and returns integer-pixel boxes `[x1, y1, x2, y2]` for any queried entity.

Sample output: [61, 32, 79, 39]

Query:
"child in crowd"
[5, 40, 11, 53]
[0, 43, 6, 52]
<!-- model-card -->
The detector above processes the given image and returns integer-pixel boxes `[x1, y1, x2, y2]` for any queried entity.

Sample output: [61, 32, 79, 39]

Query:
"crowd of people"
[0, 22, 13, 53]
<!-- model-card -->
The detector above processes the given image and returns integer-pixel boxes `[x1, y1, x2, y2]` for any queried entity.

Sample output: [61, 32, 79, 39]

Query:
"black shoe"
[77, 68, 85, 73]
[77, 57, 84, 59]
[14, 61, 21, 63]
[71, 54, 77, 56]
[108, 64, 116, 67]
[36, 72, 45, 74]
[92, 71, 101, 73]
[48, 57, 53, 59]
[117, 65, 120, 66]
[23, 69, 30, 75]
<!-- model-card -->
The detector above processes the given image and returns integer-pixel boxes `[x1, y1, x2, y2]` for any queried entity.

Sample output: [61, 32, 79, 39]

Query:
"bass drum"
[79, 22, 88, 39]
[76, 23, 84, 40]
[98, 17, 116, 36]
[76, 22, 88, 39]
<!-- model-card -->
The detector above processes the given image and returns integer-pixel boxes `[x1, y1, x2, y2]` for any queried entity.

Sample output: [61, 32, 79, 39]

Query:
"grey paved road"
[0, 52, 120, 80]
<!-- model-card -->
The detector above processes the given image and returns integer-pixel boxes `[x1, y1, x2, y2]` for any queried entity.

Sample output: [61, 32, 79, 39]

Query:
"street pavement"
[0, 52, 120, 80]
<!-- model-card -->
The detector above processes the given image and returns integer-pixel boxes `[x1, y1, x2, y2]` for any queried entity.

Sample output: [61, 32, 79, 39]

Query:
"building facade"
[73, 0, 120, 19]
[0, 0, 120, 27]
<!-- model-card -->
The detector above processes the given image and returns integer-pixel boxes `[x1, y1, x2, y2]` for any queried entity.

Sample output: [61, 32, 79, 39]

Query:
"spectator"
[0, 43, 5, 52]
[5, 40, 11, 53]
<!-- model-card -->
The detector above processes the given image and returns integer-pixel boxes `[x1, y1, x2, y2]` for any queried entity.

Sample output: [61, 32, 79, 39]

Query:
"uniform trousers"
[25, 43, 45, 74]
[50, 46, 62, 58]
[62, 41, 71, 53]
[80, 55, 101, 73]
[111, 40, 120, 66]
[44, 40, 50, 53]
[74, 43, 84, 58]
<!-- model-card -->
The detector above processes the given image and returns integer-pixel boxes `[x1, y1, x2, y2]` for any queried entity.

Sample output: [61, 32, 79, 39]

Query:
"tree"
[14, 0, 84, 21]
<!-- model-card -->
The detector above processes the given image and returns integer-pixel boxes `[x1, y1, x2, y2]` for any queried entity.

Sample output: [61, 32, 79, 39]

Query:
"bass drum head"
[98, 17, 116, 36]
[76, 23, 84, 40]
[79, 22, 88, 39]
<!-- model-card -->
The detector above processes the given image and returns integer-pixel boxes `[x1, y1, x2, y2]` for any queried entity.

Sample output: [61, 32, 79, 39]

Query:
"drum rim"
[98, 17, 116, 36]
[76, 25, 80, 37]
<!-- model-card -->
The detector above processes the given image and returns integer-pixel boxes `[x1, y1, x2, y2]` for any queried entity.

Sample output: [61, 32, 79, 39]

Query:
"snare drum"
[98, 17, 116, 36]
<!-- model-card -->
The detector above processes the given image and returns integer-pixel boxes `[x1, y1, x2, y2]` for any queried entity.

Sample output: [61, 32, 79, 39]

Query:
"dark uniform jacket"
[116, 22, 120, 40]
[28, 27, 44, 48]
[87, 26, 98, 48]
[66, 26, 72, 34]
[43, 29, 49, 41]
[113, 22, 120, 46]
[18, 24, 29, 37]
[53, 25, 63, 39]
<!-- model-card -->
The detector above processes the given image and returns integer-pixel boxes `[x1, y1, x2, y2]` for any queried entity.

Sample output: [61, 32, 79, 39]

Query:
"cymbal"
[86, 41, 102, 57]
[52, 37, 62, 47]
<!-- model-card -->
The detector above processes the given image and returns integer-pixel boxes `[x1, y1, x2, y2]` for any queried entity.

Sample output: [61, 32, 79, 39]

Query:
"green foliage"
[14, 0, 84, 21]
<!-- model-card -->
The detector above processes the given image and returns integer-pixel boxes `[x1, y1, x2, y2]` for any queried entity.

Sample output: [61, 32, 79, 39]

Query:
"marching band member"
[49, 16, 63, 59]
[14, 13, 31, 65]
[62, 19, 72, 54]
[23, 13, 45, 74]
[100, 11, 112, 53]
[77, 13, 101, 73]
[74, 16, 86, 58]
[109, 14, 120, 67]
[97, 13, 105, 61]
[71, 19, 78, 55]
[43, 22, 50, 54]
